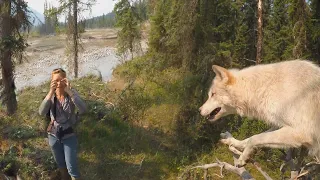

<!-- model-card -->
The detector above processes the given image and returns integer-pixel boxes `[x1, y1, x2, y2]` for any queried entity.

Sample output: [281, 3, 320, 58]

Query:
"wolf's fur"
[199, 60, 320, 166]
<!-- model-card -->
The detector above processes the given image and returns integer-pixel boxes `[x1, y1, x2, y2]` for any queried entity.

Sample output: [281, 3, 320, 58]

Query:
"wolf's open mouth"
[207, 107, 221, 120]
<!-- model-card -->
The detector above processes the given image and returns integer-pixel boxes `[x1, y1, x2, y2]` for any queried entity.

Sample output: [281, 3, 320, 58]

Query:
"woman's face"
[52, 73, 66, 90]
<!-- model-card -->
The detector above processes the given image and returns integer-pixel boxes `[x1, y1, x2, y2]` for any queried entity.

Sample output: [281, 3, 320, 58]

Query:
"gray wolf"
[199, 60, 320, 166]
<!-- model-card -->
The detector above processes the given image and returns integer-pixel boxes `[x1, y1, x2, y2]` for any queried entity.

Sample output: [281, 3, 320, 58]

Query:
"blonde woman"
[39, 68, 86, 180]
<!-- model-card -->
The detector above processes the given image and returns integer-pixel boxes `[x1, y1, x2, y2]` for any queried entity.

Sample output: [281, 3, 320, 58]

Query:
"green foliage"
[0, 155, 18, 176]
[7, 126, 37, 140]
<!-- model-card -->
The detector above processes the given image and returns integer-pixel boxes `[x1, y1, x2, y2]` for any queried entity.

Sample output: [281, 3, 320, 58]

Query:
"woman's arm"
[39, 90, 54, 116]
[63, 78, 87, 114]
[39, 80, 56, 116]
[39, 98, 51, 116]
[66, 89, 87, 114]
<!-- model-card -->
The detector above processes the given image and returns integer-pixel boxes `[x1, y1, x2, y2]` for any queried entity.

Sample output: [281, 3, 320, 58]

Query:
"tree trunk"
[256, 0, 263, 64]
[0, 0, 18, 115]
[73, 0, 78, 78]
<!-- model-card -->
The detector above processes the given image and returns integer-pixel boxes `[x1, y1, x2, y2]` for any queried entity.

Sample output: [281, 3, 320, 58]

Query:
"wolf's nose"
[198, 107, 202, 112]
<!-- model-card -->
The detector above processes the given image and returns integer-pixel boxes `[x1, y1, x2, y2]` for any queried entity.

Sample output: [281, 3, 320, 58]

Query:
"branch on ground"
[178, 159, 254, 179]
[179, 132, 273, 180]
[180, 131, 320, 179]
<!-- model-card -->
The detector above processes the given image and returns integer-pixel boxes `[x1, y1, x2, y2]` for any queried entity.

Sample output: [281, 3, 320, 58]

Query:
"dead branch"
[253, 162, 273, 180]
[295, 161, 320, 179]
[137, 155, 146, 172]
[179, 138, 255, 180]
[191, 162, 224, 179]
[278, 147, 319, 179]
[91, 92, 115, 110]
[189, 160, 255, 180]
[241, 58, 256, 63]
[181, 131, 320, 179]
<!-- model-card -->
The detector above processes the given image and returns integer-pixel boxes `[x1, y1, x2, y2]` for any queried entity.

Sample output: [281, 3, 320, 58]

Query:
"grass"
[0, 75, 181, 179]
[0, 64, 287, 179]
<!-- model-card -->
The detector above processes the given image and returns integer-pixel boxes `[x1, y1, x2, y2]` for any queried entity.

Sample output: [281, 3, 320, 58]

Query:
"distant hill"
[27, 8, 115, 31]
[83, 12, 116, 29]
[28, 7, 44, 26]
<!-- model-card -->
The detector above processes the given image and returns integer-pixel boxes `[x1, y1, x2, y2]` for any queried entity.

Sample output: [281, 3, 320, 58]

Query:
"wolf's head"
[199, 65, 237, 122]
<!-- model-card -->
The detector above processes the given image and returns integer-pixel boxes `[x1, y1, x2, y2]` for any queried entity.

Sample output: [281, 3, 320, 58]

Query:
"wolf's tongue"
[207, 107, 221, 119]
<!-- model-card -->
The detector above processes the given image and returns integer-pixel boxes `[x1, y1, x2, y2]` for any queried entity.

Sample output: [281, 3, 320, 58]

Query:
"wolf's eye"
[211, 92, 216, 97]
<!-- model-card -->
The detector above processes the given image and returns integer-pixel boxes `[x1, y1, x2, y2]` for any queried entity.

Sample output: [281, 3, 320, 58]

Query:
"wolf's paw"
[235, 158, 247, 167]
[220, 131, 233, 139]
[236, 156, 248, 167]
[220, 138, 231, 145]
[220, 132, 234, 145]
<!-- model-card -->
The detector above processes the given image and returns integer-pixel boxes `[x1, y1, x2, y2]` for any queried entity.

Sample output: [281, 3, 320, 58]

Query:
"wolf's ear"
[212, 65, 235, 85]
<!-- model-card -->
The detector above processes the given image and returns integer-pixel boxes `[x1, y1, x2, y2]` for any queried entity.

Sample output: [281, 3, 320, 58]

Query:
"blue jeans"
[48, 134, 80, 178]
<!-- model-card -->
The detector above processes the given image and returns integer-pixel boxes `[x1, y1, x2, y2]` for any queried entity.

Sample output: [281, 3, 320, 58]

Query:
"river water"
[14, 47, 120, 91]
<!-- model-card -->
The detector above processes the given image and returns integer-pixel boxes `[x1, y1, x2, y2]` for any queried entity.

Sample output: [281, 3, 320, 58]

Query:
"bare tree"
[256, 0, 263, 64]
[73, 0, 79, 78]
[52, 0, 95, 78]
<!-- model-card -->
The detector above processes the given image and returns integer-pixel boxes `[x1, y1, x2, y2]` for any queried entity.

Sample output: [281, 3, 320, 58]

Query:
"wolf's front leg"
[220, 128, 277, 150]
[237, 127, 311, 166]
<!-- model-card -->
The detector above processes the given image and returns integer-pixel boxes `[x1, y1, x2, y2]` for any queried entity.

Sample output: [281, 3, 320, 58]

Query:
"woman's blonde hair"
[51, 68, 66, 79]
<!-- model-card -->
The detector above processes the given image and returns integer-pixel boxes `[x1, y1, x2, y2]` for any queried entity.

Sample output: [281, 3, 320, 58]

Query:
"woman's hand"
[45, 80, 57, 100]
[50, 80, 57, 92]
[62, 78, 74, 96]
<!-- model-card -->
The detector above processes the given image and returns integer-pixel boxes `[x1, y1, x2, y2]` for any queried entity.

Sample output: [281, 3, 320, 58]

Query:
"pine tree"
[309, 0, 320, 61]
[114, 0, 142, 60]
[263, 0, 293, 62]
[196, 0, 238, 68]
[0, 0, 31, 115]
[233, 0, 258, 67]
[288, 0, 311, 58]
